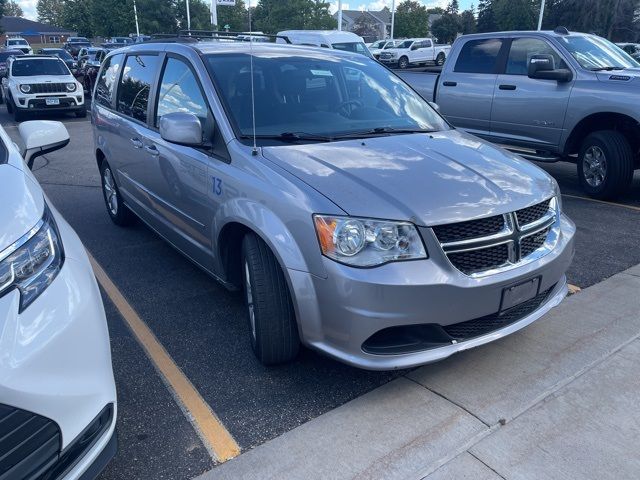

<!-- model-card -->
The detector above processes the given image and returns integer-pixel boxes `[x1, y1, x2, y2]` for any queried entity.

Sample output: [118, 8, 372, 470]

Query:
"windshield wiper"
[243, 132, 333, 142]
[590, 66, 624, 71]
[333, 127, 437, 139]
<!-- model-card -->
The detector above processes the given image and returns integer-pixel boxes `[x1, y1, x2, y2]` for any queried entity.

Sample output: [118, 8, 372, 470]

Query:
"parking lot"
[3, 105, 640, 479]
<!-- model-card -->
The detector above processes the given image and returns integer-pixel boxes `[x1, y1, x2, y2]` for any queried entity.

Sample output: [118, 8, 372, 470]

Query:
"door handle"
[130, 138, 143, 148]
[499, 84, 517, 90]
[442, 81, 457, 87]
[144, 145, 159, 156]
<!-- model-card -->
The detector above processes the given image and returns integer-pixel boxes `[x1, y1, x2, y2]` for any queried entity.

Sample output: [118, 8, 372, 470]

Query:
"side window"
[424, 40, 432, 48]
[155, 57, 208, 127]
[95, 53, 124, 109]
[117, 54, 159, 123]
[454, 39, 504, 74]
[506, 38, 567, 75]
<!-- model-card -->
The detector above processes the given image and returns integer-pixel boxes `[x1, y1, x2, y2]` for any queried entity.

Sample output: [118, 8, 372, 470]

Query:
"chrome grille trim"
[435, 197, 560, 277]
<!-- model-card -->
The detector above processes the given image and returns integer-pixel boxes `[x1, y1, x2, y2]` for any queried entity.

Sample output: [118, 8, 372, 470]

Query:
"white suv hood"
[13, 74, 75, 85]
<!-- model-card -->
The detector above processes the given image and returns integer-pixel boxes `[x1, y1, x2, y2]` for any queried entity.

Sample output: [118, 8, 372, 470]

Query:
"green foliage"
[476, 0, 496, 32]
[459, 9, 477, 34]
[4, 0, 23, 16]
[446, 0, 460, 15]
[37, 0, 63, 24]
[394, 0, 429, 38]
[492, 0, 536, 30]
[431, 13, 461, 43]
[253, 0, 334, 33]
[217, 0, 249, 31]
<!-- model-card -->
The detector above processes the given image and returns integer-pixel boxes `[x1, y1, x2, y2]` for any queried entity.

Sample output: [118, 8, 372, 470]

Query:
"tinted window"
[0, 51, 23, 62]
[117, 54, 158, 122]
[12, 59, 68, 76]
[156, 57, 208, 126]
[95, 53, 124, 108]
[454, 39, 503, 74]
[332, 42, 373, 58]
[506, 38, 566, 75]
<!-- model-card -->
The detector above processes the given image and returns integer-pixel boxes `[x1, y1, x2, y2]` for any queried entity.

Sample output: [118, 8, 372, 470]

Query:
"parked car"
[108, 37, 133, 46]
[77, 48, 108, 92]
[0, 120, 116, 479]
[101, 42, 125, 51]
[277, 30, 374, 58]
[379, 38, 450, 68]
[38, 47, 78, 75]
[92, 42, 574, 370]
[4, 37, 32, 55]
[0, 49, 24, 78]
[616, 42, 640, 61]
[369, 39, 402, 60]
[398, 28, 640, 199]
[131, 34, 151, 43]
[1, 55, 85, 121]
[64, 36, 92, 58]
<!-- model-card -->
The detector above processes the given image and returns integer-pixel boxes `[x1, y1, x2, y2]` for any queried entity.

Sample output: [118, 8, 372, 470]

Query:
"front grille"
[0, 404, 61, 480]
[26, 83, 67, 94]
[443, 285, 554, 340]
[521, 227, 551, 258]
[448, 243, 509, 275]
[433, 214, 504, 243]
[516, 199, 551, 227]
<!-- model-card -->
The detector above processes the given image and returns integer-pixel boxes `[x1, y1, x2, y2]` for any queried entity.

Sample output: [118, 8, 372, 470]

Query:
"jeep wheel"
[14, 108, 26, 122]
[577, 130, 634, 200]
[398, 56, 409, 69]
[242, 232, 300, 365]
[6, 96, 13, 114]
[436, 52, 446, 66]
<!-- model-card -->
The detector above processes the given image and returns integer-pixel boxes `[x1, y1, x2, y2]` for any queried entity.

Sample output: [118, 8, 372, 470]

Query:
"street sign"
[218, 0, 236, 5]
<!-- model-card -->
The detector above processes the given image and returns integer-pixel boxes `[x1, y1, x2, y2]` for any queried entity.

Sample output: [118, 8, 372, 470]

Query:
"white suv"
[1, 55, 85, 121]
[5, 36, 33, 55]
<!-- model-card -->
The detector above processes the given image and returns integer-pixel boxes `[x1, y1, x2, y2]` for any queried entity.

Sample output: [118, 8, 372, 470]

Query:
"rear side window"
[155, 57, 208, 126]
[454, 39, 503, 74]
[506, 38, 567, 75]
[95, 53, 124, 108]
[117, 54, 159, 122]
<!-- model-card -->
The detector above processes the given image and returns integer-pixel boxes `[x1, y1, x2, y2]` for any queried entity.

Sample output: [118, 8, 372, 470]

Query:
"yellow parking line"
[568, 284, 581, 295]
[87, 252, 241, 462]
[562, 194, 640, 212]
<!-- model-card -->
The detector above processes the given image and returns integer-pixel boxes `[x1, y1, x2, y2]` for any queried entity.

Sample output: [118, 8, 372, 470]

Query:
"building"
[0, 16, 76, 46]
[334, 8, 392, 42]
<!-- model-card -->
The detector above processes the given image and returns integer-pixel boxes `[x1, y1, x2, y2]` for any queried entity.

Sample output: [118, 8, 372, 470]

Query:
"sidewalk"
[198, 265, 640, 480]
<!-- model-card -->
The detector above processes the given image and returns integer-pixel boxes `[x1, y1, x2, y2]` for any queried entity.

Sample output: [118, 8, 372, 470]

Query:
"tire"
[75, 108, 87, 118]
[398, 56, 409, 69]
[436, 52, 446, 67]
[6, 96, 13, 114]
[100, 160, 136, 226]
[577, 130, 634, 200]
[242, 232, 300, 365]
[14, 108, 26, 122]
[0, 90, 4, 105]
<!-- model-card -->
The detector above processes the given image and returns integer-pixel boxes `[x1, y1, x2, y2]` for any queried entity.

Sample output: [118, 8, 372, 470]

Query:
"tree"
[175, 0, 212, 30]
[446, 0, 460, 15]
[217, 0, 249, 31]
[352, 13, 378, 39]
[89, 0, 135, 37]
[476, 0, 496, 32]
[4, 0, 23, 16]
[253, 0, 333, 33]
[37, 0, 64, 25]
[460, 8, 477, 35]
[394, 0, 429, 38]
[431, 13, 461, 43]
[492, 0, 536, 31]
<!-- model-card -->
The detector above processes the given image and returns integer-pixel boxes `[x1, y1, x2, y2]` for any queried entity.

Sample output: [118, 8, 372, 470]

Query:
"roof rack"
[148, 30, 291, 44]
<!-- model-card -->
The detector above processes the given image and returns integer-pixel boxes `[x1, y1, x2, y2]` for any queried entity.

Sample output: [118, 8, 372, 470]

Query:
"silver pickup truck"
[398, 27, 640, 199]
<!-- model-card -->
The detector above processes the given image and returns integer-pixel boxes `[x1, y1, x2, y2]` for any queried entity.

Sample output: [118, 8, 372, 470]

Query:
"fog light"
[29, 104, 33, 108]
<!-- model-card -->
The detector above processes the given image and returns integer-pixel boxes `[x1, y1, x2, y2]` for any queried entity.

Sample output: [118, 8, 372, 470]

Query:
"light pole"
[390, 0, 395, 39]
[211, 0, 218, 29]
[186, 0, 191, 30]
[133, 0, 140, 36]
[337, 0, 342, 31]
[537, 0, 546, 31]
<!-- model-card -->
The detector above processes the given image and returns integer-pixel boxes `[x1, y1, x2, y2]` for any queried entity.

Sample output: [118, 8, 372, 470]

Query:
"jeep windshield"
[558, 35, 640, 70]
[205, 51, 448, 143]
[12, 59, 69, 76]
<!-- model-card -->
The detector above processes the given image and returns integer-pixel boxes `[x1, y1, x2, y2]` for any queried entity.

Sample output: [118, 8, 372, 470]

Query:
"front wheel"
[242, 233, 300, 365]
[100, 160, 136, 226]
[577, 130, 634, 199]
[14, 108, 26, 122]
[398, 56, 409, 69]
[75, 108, 87, 118]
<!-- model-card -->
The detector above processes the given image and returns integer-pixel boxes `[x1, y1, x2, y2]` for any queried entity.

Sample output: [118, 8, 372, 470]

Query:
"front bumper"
[0, 207, 116, 478]
[14, 92, 85, 112]
[288, 214, 575, 370]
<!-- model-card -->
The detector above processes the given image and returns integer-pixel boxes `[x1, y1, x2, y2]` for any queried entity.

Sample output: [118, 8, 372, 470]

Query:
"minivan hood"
[262, 130, 556, 226]
[0, 164, 44, 253]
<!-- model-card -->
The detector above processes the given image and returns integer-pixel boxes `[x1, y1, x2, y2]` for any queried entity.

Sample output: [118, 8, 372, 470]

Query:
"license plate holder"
[500, 277, 540, 312]
[45, 97, 60, 106]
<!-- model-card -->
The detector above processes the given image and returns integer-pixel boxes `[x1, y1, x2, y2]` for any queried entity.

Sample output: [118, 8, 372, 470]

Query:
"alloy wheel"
[102, 167, 119, 216]
[583, 145, 607, 187]
[244, 261, 256, 341]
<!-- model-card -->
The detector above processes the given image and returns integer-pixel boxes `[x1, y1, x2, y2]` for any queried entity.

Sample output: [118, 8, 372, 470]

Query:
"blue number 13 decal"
[212, 176, 222, 196]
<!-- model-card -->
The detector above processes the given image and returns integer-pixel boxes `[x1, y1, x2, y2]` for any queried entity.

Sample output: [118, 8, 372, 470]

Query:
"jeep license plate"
[46, 98, 60, 106]
[500, 277, 540, 312]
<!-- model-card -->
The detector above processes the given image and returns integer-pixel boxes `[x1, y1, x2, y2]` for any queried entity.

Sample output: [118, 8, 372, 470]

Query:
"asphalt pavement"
[2, 106, 640, 479]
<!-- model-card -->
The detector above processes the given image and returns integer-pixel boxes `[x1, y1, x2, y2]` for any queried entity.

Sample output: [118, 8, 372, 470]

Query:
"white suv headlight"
[314, 215, 427, 267]
[19, 84, 31, 93]
[0, 206, 64, 312]
[66, 82, 76, 92]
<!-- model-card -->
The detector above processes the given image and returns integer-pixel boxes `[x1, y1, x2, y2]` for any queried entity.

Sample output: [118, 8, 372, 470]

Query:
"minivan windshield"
[12, 59, 69, 76]
[558, 35, 640, 70]
[205, 51, 449, 142]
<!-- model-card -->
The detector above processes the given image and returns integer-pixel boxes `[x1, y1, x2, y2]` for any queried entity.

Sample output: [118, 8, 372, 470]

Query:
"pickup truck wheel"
[242, 232, 300, 366]
[436, 52, 446, 66]
[578, 131, 634, 199]
[100, 160, 136, 226]
[398, 56, 409, 69]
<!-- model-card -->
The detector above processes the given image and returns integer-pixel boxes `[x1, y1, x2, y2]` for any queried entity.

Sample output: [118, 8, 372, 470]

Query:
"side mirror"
[159, 112, 203, 146]
[528, 54, 573, 82]
[19, 121, 70, 169]
[428, 101, 440, 112]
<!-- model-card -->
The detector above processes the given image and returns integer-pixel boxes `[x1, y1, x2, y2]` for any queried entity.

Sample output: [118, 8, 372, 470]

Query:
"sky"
[17, 0, 476, 22]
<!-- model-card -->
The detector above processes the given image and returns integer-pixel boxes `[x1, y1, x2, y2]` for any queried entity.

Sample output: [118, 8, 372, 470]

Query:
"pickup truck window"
[454, 39, 503, 74]
[506, 38, 567, 75]
[117, 54, 159, 122]
[558, 35, 640, 70]
[206, 53, 448, 140]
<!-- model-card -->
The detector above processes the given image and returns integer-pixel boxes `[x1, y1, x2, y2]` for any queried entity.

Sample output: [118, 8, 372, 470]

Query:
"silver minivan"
[92, 40, 575, 370]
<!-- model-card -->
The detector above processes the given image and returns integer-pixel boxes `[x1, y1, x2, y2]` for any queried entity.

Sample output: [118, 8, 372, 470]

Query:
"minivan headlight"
[19, 84, 31, 93]
[314, 215, 427, 267]
[0, 206, 64, 312]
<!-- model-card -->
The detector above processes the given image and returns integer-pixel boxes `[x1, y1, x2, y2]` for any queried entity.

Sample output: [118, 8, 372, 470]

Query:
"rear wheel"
[577, 130, 634, 199]
[242, 233, 300, 365]
[100, 160, 136, 226]
[436, 52, 446, 66]
[398, 56, 409, 69]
